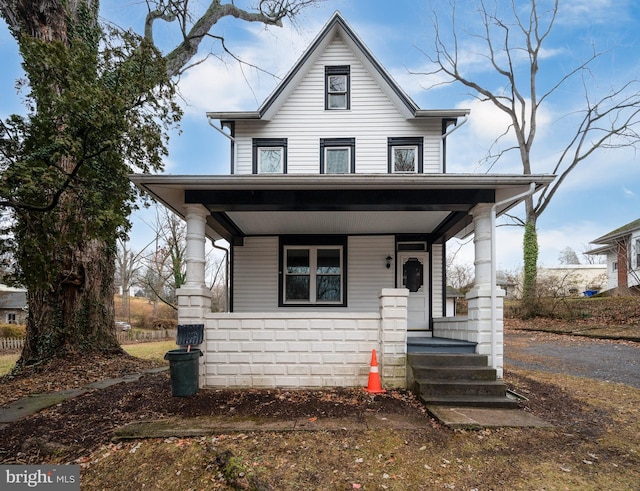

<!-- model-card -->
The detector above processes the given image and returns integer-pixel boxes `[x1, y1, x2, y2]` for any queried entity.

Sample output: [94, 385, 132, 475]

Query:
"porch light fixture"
[386, 255, 392, 269]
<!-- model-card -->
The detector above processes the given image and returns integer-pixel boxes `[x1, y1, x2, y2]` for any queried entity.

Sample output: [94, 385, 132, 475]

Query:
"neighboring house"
[586, 218, 640, 291]
[0, 285, 27, 325]
[131, 13, 552, 391]
[445, 287, 464, 317]
[537, 265, 608, 296]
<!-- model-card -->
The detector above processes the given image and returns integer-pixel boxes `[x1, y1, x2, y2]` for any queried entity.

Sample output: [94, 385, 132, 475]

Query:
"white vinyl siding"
[233, 236, 395, 312]
[347, 236, 395, 310]
[233, 237, 279, 312]
[431, 244, 443, 318]
[606, 251, 619, 290]
[233, 37, 441, 175]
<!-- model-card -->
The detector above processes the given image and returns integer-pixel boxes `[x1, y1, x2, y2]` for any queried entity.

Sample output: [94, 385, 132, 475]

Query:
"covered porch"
[131, 173, 553, 390]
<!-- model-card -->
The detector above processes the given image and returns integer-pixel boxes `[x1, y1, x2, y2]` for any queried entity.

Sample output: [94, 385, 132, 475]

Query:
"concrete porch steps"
[407, 336, 477, 354]
[408, 353, 519, 409]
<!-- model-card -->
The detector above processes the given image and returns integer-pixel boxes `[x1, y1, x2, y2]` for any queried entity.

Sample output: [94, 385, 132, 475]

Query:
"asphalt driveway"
[505, 330, 640, 388]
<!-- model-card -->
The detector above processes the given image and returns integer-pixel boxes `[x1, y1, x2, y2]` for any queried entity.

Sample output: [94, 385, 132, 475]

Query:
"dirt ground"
[1, 303, 639, 489]
[0, 346, 614, 466]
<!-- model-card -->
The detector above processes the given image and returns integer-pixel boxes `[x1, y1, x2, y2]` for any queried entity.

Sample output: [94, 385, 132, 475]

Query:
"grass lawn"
[0, 353, 18, 376]
[123, 340, 175, 362]
[0, 340, 173, 376]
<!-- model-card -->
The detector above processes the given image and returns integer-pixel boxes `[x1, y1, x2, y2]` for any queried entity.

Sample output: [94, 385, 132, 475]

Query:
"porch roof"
[130, 174, 554, 245]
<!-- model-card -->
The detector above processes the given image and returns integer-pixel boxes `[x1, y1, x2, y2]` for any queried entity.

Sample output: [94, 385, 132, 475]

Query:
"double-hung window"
[280, 238, 346, 306]
[325, 66, 350, 110]
[388, 137, 424, 173]
[320, 138, 355, 173]
[635, 238, 640, 269]
[252, 138, 287, 174]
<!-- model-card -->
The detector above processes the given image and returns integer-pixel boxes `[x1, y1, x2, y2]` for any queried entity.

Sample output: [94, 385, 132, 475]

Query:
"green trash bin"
[164, 348, 203, 397]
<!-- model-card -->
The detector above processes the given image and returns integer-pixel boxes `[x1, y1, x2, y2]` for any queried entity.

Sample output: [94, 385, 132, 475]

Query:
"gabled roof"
[206, 11, 469, 122]
[590, 218, 640, 245]
[0, 290, 27, 310]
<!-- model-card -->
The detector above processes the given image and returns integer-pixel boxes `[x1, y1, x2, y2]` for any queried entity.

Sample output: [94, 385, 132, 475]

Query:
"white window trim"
[324, 147, 351, 174]
[327, 74, 348, 109]
[391, 145, 418, 173]
[283, 245, 343, 305]
[258, 146, 284, 174]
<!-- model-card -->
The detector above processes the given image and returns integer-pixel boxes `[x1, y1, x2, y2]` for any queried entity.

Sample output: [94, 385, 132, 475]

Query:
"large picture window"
[325, 65, 350, 110]
[388, 137, 424, 173]
[252, 138, 287, 174]
[280, 237, 347, 306]
[320, 138, 355, 173]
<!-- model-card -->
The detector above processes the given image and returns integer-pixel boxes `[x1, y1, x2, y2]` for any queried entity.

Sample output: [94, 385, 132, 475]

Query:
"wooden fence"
[116, 329, 177, 344]
[1, 329, 177, 350]
[0, 337, 24, 350]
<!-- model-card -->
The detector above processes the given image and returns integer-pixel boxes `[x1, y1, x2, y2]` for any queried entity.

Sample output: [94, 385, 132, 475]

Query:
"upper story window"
[252, 138, 287, 174]
[388, 137, 424, 173]
[635, 238, 640, 268]
[325, 65, 350, 110]
[320, 138, 355, 174]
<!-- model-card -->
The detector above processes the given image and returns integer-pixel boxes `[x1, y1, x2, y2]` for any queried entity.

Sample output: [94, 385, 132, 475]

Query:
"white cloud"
[557, 0, 630, 26]
[175, 19, 328, 118]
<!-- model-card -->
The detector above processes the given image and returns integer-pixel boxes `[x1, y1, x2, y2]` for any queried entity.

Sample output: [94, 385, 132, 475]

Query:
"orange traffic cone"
[364, 349, 386, 394]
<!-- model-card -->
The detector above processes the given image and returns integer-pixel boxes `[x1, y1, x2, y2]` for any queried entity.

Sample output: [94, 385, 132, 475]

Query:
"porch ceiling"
[129, 173, 555, 245]
[225, 210, 452, 236]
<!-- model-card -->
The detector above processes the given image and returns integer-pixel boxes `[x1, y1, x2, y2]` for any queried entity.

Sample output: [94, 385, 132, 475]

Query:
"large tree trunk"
[2, 0, 123, 365]
[521, 196, 539, 317]
[21, 240, 121, 363]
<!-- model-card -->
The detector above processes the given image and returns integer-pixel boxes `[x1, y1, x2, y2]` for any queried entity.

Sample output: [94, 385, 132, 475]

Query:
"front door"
[397, 251, 429, 331]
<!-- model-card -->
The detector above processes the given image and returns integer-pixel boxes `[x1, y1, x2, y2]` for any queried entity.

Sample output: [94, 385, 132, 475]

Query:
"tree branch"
[143, 0, 322, 77]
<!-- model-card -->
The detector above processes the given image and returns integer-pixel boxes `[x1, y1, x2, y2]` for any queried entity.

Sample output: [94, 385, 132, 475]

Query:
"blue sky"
[1, 0, 639, 271]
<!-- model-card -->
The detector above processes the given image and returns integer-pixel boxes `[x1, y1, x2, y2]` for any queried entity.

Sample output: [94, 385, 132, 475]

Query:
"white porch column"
[183, 204, 208, 288]
[176, 205, 212, 387]
[472, 203, 493, 286]
[466, 203, 505, 378]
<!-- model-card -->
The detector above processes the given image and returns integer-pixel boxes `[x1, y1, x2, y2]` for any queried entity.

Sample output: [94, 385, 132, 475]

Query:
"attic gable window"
[388, 137, 424, 173]
[325, 65, 350, 110]
[320, 138, 355, 173]
[252, 138, 287, 174]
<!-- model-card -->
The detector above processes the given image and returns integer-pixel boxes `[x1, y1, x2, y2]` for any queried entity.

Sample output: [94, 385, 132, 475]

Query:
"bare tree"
[446, 252, 474, 291]
[422, 0, 640, 315]
[115, 239, 144, 323]
[581, 244, 605, 265]
[139, 208, 187, 313]
[558, 246, 580, 265]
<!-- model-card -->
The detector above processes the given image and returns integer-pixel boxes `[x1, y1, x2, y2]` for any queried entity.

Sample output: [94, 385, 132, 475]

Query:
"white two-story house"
[131, 12, 553, 399]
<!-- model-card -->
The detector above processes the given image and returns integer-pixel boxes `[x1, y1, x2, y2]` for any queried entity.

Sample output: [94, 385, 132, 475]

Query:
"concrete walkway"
[426, 405, 550, 428]
[111, 407, 550, 439]
[0, 367, 168, 427]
